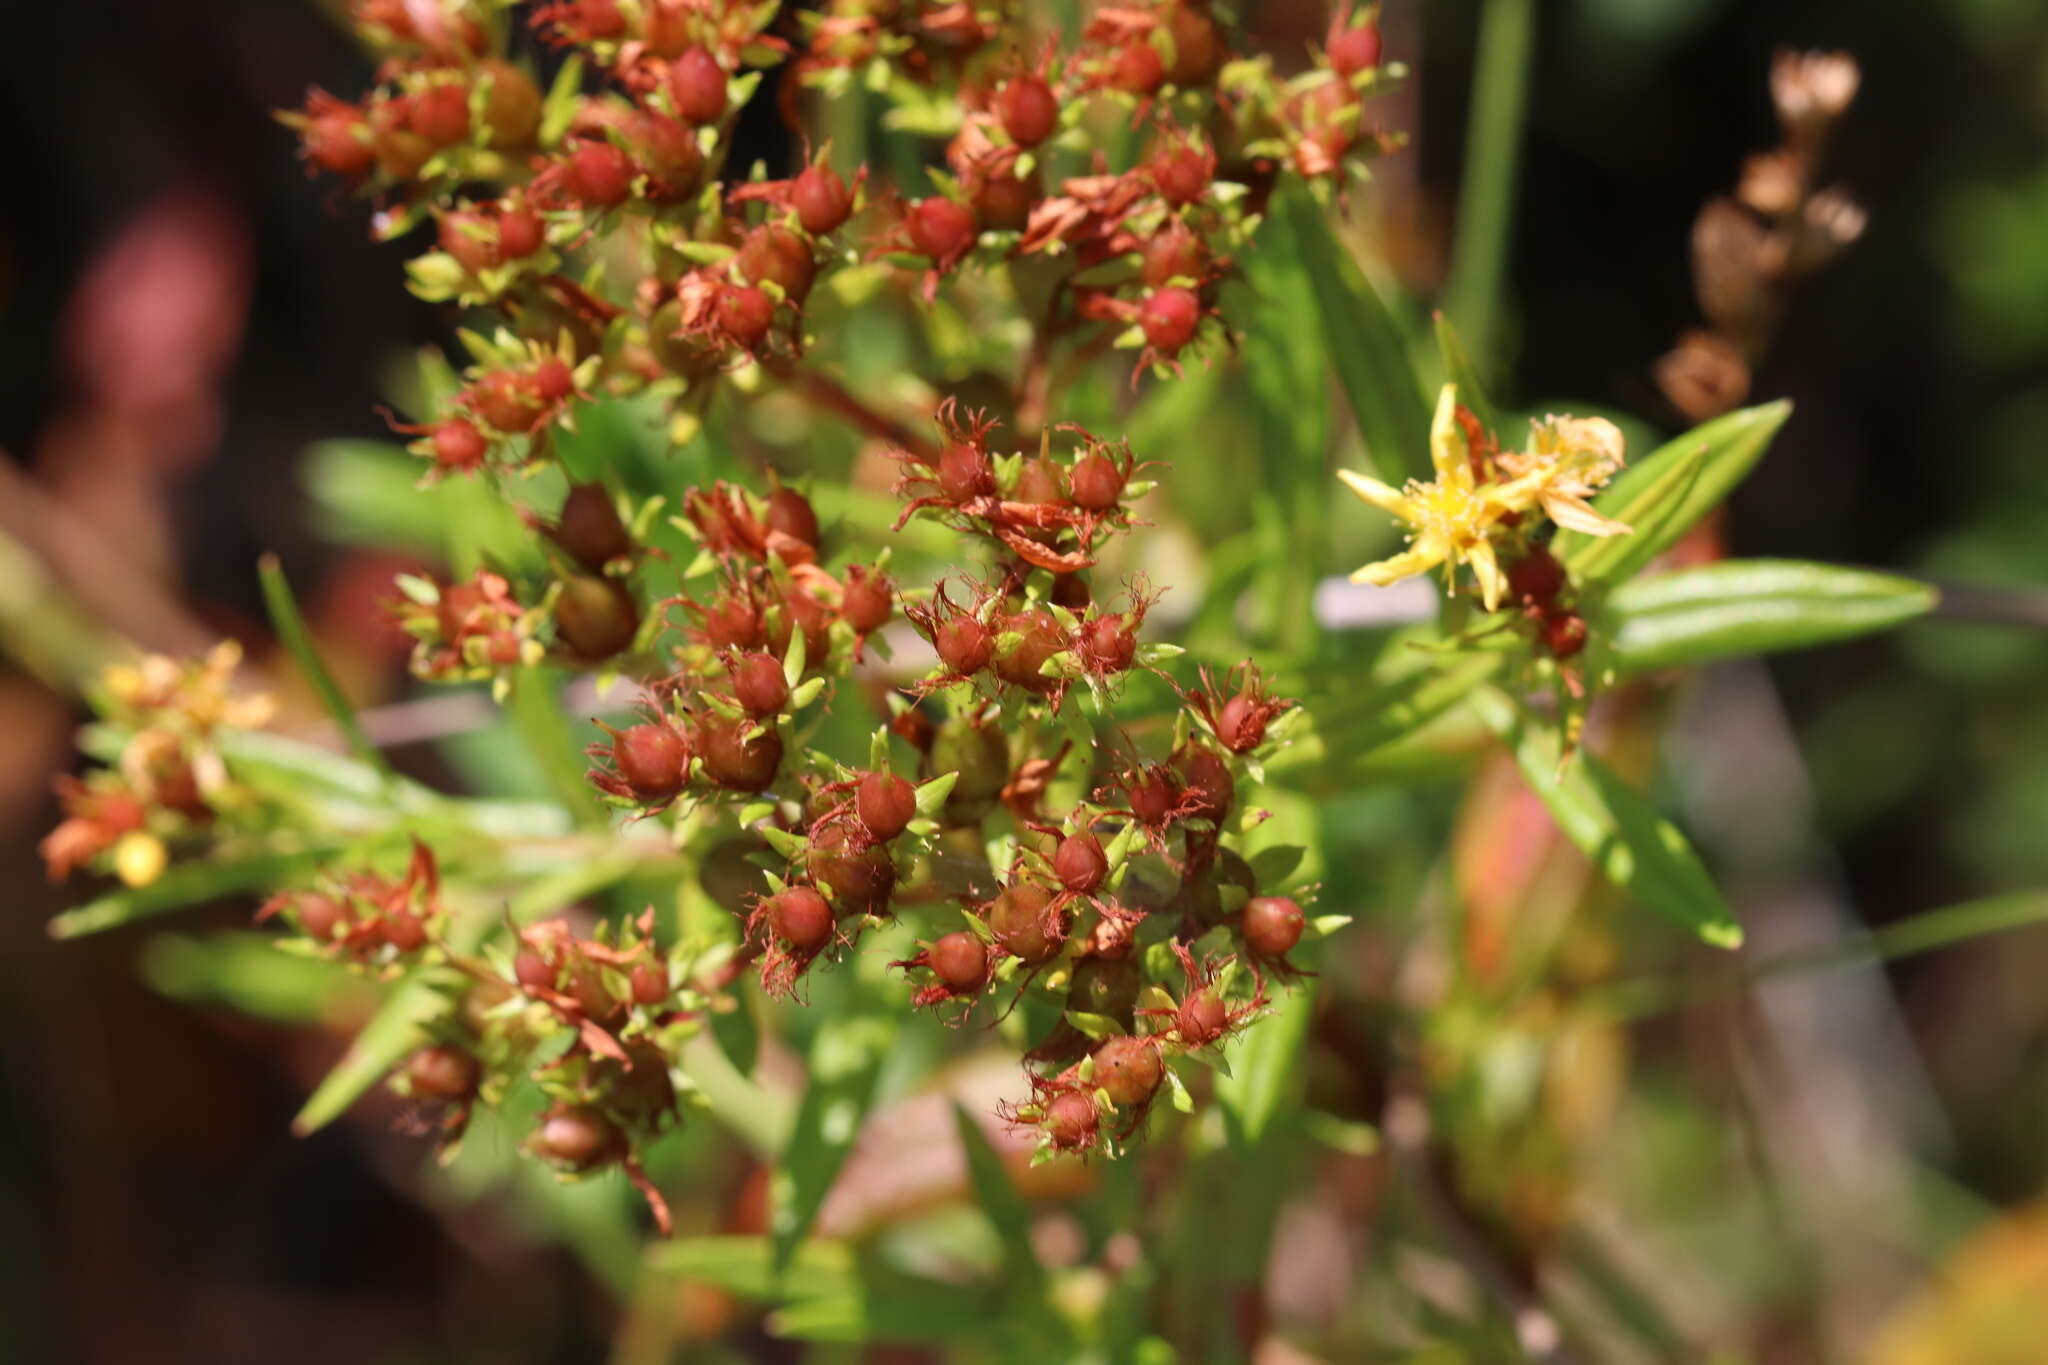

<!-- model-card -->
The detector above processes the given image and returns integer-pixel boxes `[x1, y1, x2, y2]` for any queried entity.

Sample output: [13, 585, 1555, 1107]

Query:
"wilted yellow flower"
[1495, 414, 1631, 537]
[102, 640, 277, 735]
[1338, 387, 1632, 610]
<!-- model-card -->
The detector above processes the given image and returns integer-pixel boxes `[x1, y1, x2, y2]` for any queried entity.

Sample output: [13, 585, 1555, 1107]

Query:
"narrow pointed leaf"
[1433, 311, 1501, 436]
[48, 847, 339, 940]
[1558, 400, 1792, 584]
[259, 554, 394, 781]
[950, 1101, 1045, 1297]
[1471, 687, 1741, 948]
[1602, 559, 1938, 673]
[771, 1011, 898, 1270]
[1280, 191, 1432, 482]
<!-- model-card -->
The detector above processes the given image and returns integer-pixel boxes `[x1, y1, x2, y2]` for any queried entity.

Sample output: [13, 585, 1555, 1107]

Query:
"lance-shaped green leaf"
[1280, 191, 1432, 483]
[771, 1009, 900, 1270]
[649, 1235, 860, 1302]
[1558, 400, 1792, 585]
[48, 846, 340, 940]
[950, 1101, 1045, 1299]
[260, 554, 394, 782]
[1601, 559, 1938, 673]
[1433, 311, 1501, 437]
[1471, 687, 1741, 948]
[768, 1276, 998, 1344]
[1263, 652, 1502, 786]
[1217, 962, 1316, 1147]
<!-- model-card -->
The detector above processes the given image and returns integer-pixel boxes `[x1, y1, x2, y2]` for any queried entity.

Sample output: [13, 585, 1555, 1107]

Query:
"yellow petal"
[1349, 542, 1443, 587]
[1336, 468, 1419, 520]
[1428, 383, 1465, 482]
[1467, 538, 1506, 612]
[1542, 492, 1632, 537]
[113, 831, 168, 889]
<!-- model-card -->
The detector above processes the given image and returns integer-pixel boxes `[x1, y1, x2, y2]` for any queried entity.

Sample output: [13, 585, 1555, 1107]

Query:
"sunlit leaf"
[1558, 400, 1793, 585]
[1602, 559, 1937, 673]
[1471, 687, 1741, 948]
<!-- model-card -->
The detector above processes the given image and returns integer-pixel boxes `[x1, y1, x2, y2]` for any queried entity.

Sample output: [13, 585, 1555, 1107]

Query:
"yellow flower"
[1338, 384, 1521, 609]
[112, 831, 168, 889]
[1337, 388, 1633, 610]
[1495, 414, 1631, 537]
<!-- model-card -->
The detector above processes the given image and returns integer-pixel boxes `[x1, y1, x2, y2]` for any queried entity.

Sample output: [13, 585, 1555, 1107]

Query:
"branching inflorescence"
[48, 0, 1410, 1226]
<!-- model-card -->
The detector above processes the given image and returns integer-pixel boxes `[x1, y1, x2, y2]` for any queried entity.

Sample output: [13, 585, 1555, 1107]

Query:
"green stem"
[258, 553, 397, 784]
[1580, 889, 2048, 1023]
[1444, 0, 1535, 373]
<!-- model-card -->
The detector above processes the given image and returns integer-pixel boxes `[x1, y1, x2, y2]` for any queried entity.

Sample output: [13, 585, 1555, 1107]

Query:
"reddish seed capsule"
[1044, 1089, 1099, 1149]
[629, 961, 668, 1006]
[556, 575, 640, 660]
[1215, 693, 1263, 752]
[295, 893, 347, 941]
[1053, 832, 1107, 895]
[670, 47, 728, 124]
[1172, 744, 1235, 823]
[1328, 21, 1383, 77]
[793, 164, 853, 234]
[405, 1045, 480, 1103]
[764, 488, 821, 552]
[935, 615, 994, 674]
[777, 585, 835, 661]
[1508, 546, 1566, 605]
[972, 166, 1039, 232]
[738, 225, 816, 303]
[1178, 989, 1229, 1046]
[531, 357, 576, 404]
[497, 203, 545, 259]
[432, 418, 488, 472]
[513, 948, 555, 990]
[1078, 615, 1136, 673]
[1068, 452, 1126, 510]
[1111, 39, 1166, 94]
[1243, 895, 1305, 958]
[469, 371, 544, 434]
[807, 821, 896, 916]
[841, 565, 894, 633]
[1011, 456, 1064, 506]
[613, 723, 687, 802]
[1140, 222, 1210, 287]
[1140, 288, 1202, 353]
[730, 651, 790, 716]
[478, 59, 542, 150]
[1149, 143, 1210, 206]
[717, 285, 775, 349]
[700, 588, 765, 649]
[302, 104, 373, 178]
[383, 910, 427, 951]
[856, 771, 917, 841]
[534, 1105, 624, 1171]
[993, 609, 1065, 694]
[937, 443, 995, 501]
[438, 209, 498, 273]
[564, 138, 635, 208]
[998, 74, 1059, 146]
[1163, 3, 1223, 86]
[1543, 611, 1589, 658]
[1126, 766, 1179, 825]
[632, 110, 703, 196]
[567, 0, 625, 38]
[929, 931, 991, 994]
[554, 484, 630, 570]
[410, 82, 471, 148]
[907, 197, 977, 262]
[988, 882, 1063, 965]
[696, 718, 783, 792]
[1091, 1035, 1164, 1107]
[768, 886, 834, 950]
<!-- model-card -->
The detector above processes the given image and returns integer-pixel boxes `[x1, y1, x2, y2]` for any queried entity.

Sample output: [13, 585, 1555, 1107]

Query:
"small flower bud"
[1242, 895, 1305, 958]
[1091, 1035, 1164, 1107]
